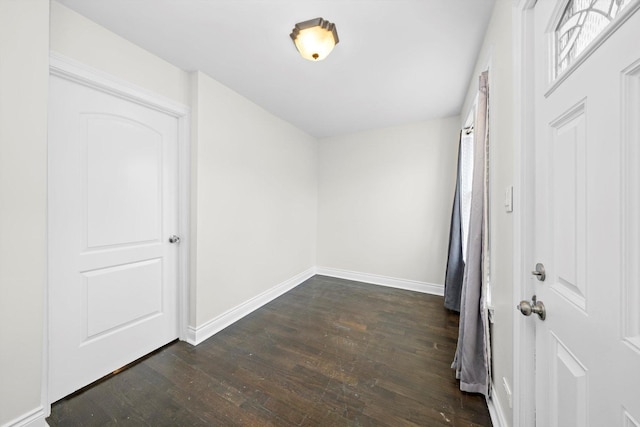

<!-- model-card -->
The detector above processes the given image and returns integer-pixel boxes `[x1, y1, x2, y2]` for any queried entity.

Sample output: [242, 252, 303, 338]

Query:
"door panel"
[533, 1, 640, 425]
[549, 104, 586, 310]
[85, 114, 162, 248]
[49, 74, 179, 402]
[84, 258, 163, 339]
[550, 333, 587, 427]
[622, 59, 640, 360]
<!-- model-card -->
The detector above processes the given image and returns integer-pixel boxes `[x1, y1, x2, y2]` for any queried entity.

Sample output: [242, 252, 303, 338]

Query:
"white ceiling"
[56, 0, 496, 138]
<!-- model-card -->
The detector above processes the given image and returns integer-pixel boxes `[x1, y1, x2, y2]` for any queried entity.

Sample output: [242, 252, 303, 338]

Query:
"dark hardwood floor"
[47, 275, 492, 426]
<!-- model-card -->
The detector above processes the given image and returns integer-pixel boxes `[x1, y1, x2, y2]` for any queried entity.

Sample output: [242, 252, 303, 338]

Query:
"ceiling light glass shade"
[290, 18, 339, 61]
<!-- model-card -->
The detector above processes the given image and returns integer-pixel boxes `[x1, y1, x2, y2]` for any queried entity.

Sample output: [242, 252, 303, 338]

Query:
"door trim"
[512, 1, 537, 426]
[45, 52, 191, 412]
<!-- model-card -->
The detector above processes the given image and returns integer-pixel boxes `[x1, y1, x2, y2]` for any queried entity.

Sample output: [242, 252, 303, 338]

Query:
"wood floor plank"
[47, 275, 492, 426]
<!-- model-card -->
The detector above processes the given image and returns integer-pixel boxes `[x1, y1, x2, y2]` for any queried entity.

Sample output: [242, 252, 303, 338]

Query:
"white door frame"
[512, 0, 537, 426]
[44, 52, 191, 413]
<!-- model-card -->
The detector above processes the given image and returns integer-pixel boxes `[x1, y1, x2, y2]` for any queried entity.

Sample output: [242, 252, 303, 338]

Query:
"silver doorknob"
[168, 235, 181, 244]
[517, 295, 546, 320]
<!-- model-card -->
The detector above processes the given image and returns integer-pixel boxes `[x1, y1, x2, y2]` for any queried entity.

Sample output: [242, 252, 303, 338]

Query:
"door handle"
[168, 235, 181, 244]
[517, 295, 546, 320]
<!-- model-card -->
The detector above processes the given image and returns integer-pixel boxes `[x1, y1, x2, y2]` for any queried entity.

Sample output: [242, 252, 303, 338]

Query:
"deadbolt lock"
[532, 263, 546, 281]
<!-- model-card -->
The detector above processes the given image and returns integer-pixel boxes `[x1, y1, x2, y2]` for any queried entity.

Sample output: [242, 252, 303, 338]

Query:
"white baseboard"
[486, 385, 509, 427]
[316, 267, 444, 296]
[1, 407, 47, 427]
[186, 267, 316, 346]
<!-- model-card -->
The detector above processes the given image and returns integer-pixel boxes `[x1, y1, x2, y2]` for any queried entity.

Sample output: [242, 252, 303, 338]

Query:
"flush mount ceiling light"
[290, 17, 339, 61]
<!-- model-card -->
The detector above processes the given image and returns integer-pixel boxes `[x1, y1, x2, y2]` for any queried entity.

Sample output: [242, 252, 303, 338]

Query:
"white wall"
[0, 0, 49, 424]
[460, 0, 515, 423]
[50, 2, 189, 106]
[317, 118, 460, 286]
[191, 71, 317, 327]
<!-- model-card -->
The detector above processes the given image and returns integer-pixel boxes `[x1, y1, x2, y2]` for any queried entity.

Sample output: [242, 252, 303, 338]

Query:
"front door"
[48, 72, 180, 402]
[531, 0, 640, 425]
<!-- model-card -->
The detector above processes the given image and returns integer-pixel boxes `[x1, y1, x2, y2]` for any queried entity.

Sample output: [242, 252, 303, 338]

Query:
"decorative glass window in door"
[556, 0, 631, 76]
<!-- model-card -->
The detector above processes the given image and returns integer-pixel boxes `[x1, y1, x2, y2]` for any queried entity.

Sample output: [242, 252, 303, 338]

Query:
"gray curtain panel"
[444, 132, 464, 312]
[451, 71, 491, 396]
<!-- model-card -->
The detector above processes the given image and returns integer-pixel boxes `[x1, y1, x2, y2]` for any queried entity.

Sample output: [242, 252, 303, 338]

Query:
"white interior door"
[531, 0, 640, 425]
[48, 73, 180, 402]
